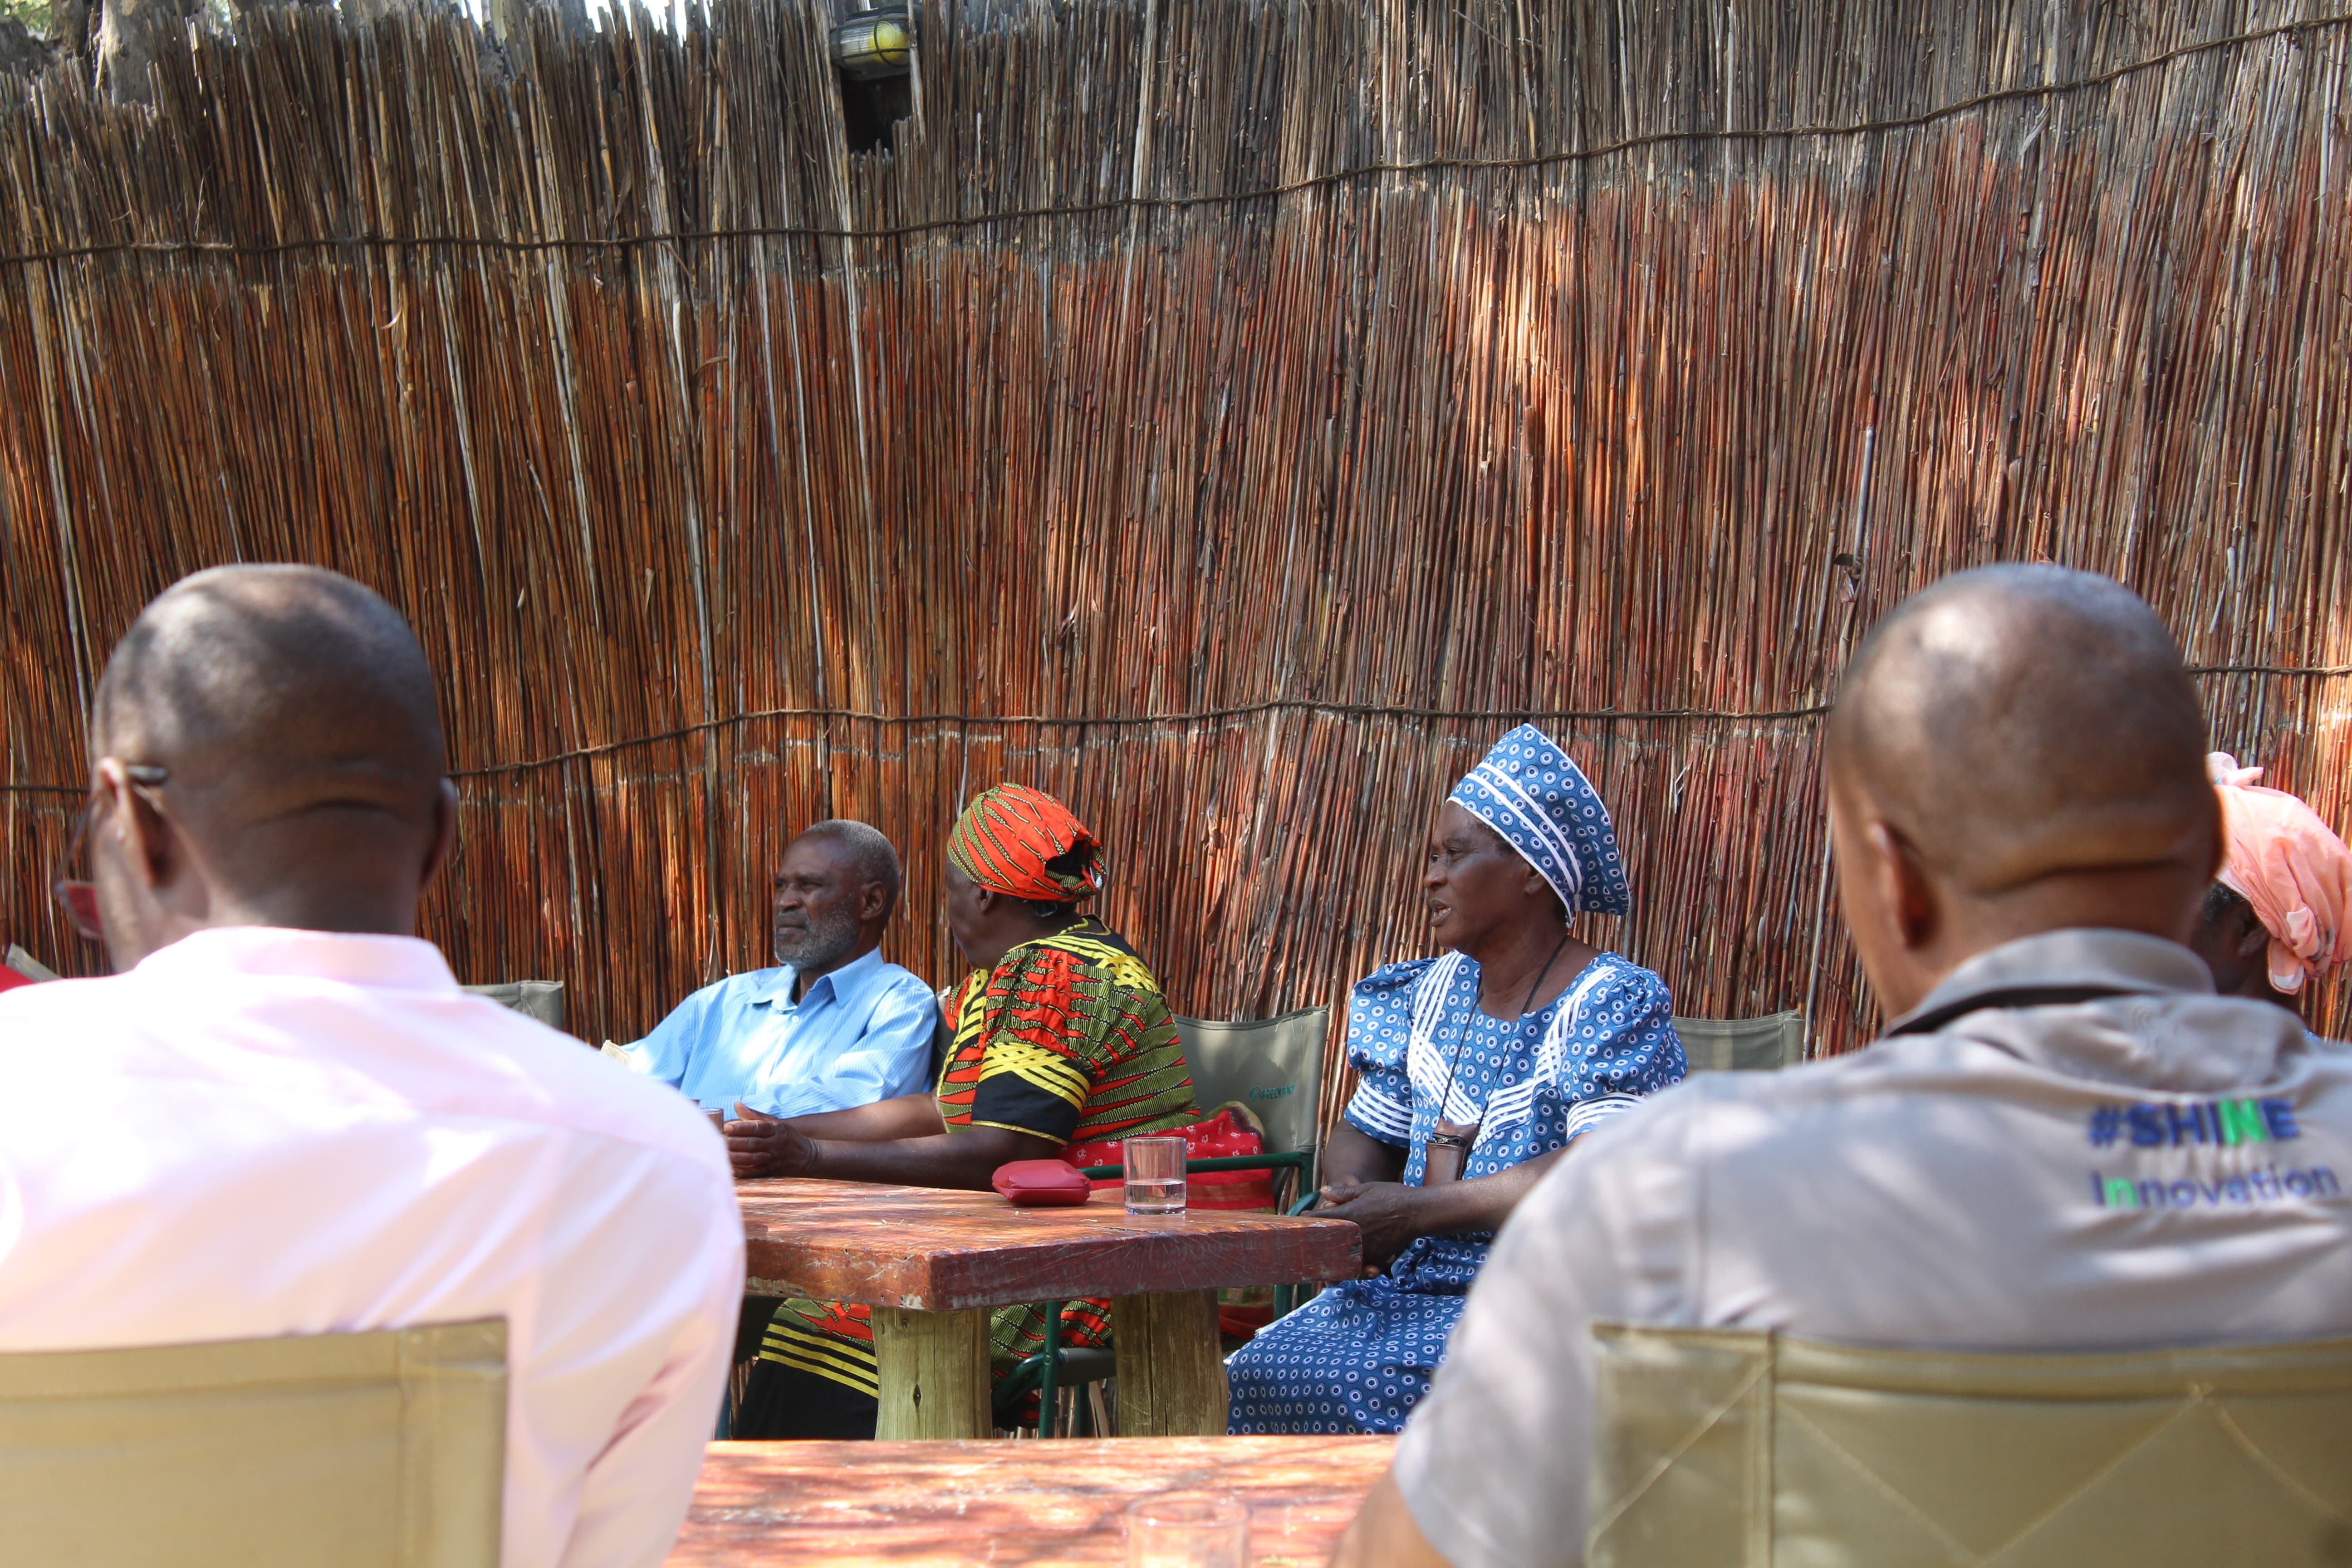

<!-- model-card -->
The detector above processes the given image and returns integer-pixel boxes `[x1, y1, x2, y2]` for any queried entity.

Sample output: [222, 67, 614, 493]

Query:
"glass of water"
[1122, 1135, 1188, 1216]
[1127, 1494, 1246, 1566]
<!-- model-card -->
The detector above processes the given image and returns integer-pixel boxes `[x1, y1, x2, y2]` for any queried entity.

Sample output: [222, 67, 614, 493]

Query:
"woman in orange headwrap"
[725, 784, 1199, 1438]
[2189, 754, 2352, 1013]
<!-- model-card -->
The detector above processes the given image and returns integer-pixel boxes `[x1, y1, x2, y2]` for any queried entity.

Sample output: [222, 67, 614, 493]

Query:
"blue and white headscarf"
[1447, 724, 1632, 916]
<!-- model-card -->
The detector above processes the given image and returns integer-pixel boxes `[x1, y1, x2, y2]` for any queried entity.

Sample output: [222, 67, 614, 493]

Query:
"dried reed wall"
[4, 0, 2350, 1102]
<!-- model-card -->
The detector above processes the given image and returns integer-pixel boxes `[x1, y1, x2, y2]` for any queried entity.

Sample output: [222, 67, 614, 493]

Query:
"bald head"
[1826, 565, 2220, 1014]
[97, 564, 443, 774]
[86, 565, 456, 965]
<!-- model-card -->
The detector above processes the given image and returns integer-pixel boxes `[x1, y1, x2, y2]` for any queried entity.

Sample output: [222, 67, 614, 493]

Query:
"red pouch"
[992, 1159, 1093, 1206]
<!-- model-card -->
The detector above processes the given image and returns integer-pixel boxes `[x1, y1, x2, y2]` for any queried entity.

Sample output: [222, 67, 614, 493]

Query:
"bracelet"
[1425, 1130, 1475, 1150]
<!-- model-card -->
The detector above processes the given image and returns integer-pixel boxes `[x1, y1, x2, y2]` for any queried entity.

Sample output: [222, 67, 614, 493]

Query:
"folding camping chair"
[461, 980, 567, 1032]
[0, 1318, 507, 1568]
[1588, 1322, 2352, 1567]
[1670, 1009, 1806, 1073]
[1008, 1006, 1333, 1436]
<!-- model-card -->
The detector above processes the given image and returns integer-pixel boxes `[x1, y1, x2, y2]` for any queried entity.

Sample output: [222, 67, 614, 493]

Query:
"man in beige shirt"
[1337, 564, 2352, 1568]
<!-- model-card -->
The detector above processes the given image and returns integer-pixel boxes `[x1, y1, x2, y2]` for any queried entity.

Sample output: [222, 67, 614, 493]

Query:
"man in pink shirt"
[0, 565, 743, 1568]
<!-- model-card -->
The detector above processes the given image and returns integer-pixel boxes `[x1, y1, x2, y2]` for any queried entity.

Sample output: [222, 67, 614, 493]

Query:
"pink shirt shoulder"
[0, 926, 743, 1568]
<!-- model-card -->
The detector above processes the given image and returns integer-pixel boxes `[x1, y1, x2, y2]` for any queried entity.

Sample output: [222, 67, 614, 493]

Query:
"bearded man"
[617, 820, 937, 1119]
[721, 783, 1201, 1438]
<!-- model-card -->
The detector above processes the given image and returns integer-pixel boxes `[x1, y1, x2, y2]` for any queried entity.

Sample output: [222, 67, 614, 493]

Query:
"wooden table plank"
[739, 1180, 1362, 1311]
[666, 1436, 1394, 1566]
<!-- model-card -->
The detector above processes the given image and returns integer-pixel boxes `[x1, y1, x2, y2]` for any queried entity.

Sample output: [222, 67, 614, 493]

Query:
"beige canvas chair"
[0, 1318, 507, 1568]
[1588, 1321, 2352, 1567]
[1672, 1009, 1806, 1073]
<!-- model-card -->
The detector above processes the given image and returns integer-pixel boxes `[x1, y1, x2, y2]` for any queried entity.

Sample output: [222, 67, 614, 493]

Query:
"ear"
[419, 779, 460, 892]
[2236, 908, 2271, 959]
[1522, 862, 1570, 922]
[971, 885, 998, 916]
[858, 879, 892, 922]
[1866, 821, 1940, 951]
[99, 759, 176, 890]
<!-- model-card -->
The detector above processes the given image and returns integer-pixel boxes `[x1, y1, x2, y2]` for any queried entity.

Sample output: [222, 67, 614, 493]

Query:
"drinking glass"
[1126, 1494, 1247, 1567]
[1122, 1135, 1188, 1216]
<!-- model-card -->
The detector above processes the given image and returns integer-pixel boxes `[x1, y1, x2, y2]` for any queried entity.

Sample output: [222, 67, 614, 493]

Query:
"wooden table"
[737, 1180, 1362, 1439]
[666, 1436, 1394, 1565]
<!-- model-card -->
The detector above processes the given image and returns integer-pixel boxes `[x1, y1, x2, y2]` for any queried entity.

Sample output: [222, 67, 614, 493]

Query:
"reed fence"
[3, 0, 2348, 1112]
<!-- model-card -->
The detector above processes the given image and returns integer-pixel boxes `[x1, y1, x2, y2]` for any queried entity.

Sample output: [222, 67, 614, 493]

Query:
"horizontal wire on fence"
[441, 660, 2352, 774]
[437, 700, 1842, 777]
[4, 660, 2342, 794]
[0, 12, 2342, 265]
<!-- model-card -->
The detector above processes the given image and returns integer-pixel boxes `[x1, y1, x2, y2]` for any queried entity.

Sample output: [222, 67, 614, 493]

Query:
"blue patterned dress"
[1225, 948, 1685, 1434]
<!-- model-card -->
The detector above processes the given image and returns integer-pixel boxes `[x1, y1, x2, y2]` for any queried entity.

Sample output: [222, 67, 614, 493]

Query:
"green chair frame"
[991, 1300, 1112, 1435]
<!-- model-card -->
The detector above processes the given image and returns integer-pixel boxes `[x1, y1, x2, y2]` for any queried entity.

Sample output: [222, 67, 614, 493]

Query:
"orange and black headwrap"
[946, 784, 1105, 904]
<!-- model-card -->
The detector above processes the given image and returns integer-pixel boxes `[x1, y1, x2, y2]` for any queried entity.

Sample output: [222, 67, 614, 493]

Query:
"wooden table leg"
[1110, 1289, 1228, 1436]
[872, 1306, 993, 1439]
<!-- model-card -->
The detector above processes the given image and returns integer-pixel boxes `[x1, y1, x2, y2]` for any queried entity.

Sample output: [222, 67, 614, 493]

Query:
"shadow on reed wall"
[3, 0, 2348, 1109]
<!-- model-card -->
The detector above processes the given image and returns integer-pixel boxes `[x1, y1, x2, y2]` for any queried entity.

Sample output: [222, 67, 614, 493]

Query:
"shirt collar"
[1883, 927, 2308, 1090]
[1887, 929, 2210, 1034]
[751, 944, 886, 1009]
[131, 926, 460, 991]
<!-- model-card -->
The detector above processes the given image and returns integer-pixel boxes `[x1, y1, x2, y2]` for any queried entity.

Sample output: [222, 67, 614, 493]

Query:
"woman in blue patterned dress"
[1227, 724, 1686, 1434]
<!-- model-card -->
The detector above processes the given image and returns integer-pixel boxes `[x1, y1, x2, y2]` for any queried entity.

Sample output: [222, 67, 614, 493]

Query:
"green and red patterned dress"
[755, 918, 1197, 1419]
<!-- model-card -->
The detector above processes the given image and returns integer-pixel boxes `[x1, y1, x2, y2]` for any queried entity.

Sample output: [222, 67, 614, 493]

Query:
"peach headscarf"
[2208, 753, 2352, 994]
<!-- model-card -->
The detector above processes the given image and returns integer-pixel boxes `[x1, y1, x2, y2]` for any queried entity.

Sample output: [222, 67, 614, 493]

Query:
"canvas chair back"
[1175, 1006, 1330, 1158]
[0, 1318, 507, 1568]
[1671, 1009, 1806, 1073]
[462, 980, 566, 1032]
[5, 941, 60, 982]
[1589, 1321, 2352, 1568]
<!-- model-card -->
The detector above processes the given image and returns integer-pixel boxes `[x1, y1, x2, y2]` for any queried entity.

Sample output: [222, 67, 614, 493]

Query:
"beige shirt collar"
[1884, 927, 2307, 1094]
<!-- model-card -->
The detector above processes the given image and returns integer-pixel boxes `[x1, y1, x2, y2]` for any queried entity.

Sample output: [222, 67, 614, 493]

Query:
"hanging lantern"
[832, 7, 913, 82]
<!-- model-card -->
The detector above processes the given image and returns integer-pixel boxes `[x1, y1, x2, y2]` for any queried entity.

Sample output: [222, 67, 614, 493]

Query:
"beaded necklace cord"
[1426, 927, 1573, 1165]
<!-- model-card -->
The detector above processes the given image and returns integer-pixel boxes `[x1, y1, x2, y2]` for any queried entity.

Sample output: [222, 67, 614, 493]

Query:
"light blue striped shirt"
[620, 946, 937, 1117]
